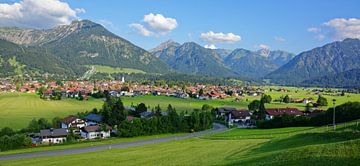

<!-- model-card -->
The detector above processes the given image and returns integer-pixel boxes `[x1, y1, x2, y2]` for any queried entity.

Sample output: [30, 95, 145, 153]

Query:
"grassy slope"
[0, 133, 185, 156]
[0, 93, 103, 129]
[91, 65, 146, 74]
[2, 122, 360, 165]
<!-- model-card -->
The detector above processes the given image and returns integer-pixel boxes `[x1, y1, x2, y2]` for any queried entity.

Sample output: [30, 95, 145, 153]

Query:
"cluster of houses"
[215, 107, 322, 127]
[32, 106, 172, 145]
[33, 114, 111, 145]
[0, 78, 274, 100]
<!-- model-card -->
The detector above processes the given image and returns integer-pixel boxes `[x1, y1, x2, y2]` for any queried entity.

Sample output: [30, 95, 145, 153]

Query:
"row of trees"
[0, 127, 32, 151]
[98, 97, 214, 137]
[118, 105, 214, 137]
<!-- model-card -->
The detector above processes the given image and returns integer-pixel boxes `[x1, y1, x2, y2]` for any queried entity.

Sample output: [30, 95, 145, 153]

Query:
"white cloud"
[204, 44, 217, 49]
[308, 18, 360, 41]
[129, 13, 177, 37]
[143, 13, 177, 33]
[129, 23, 153, 36]
[75, 8, 86, 14]
[323, 18, 360, 40]
[307, 27, 321, 33]
[200, 31, 241, 43]
[0, 0, 84, 29]
[274, 36, 286, 42]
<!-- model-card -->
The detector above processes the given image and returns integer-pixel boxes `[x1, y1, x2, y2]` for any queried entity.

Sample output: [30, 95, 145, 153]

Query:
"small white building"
[61, 115, 86, 129]
[80, 125, 111, 140]
[40, 128, 68, 144]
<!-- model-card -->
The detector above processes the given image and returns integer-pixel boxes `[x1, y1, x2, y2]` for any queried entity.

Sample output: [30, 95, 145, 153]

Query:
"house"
[215, 107, 237, 118]
[61, 115, 86, 129]
[80, 125, 111, 139]
[230, 109, 251, 123]
[265, 108, 304, 120]
[85, 113, 103, 126]
[39, 128, 68, 144]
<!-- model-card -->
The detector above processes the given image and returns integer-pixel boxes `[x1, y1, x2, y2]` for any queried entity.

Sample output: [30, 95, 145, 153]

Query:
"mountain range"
[266, 38, 360, 87]
[0, 19, 359, 88]
[0, 20, 169, 78]
[150, 41, 295, 79]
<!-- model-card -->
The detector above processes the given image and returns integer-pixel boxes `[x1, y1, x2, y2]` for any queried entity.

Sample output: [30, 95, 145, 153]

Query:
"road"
[0, 123, 227, 161]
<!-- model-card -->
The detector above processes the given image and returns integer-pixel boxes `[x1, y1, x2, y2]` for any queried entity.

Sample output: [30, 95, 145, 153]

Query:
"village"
[0, 77, 350, 146]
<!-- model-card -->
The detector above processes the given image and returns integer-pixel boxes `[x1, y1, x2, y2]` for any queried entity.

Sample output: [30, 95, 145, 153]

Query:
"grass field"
[1, 88, 359, 129]
[121, 90, 360, 112]
[91, 65, 146, 74]
[0, 133, 185, 156]
[0, 93, 103, 129]
[2, 122, 359, 165]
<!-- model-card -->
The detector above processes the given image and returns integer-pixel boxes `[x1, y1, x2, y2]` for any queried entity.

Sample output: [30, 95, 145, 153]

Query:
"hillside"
[2, 122, 359, 165]
[0, 20, 170, 78]
[0, 40, 72, 77]
[302, 68, 360, 88]
[266, 38, 360, 84]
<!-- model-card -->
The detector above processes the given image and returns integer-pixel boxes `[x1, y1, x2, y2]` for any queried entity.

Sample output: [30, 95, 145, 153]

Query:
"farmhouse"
[265, 108, 303, 120]
[215, 107, 237, 118]
[80, 125, 111, 139]
[230, 109, 251, 123]
[61, 115, 86, 129]
[39, 128, 68, 144]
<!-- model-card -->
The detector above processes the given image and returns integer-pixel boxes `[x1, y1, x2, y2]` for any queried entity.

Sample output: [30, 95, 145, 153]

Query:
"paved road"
[0, 123, 227, 161]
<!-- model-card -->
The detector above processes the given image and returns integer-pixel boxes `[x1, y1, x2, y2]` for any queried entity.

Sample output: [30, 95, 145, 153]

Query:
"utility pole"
[333, 99, 336, 131]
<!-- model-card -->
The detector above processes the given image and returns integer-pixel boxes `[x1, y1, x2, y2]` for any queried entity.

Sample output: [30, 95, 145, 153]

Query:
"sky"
[0, 0, 360, 54]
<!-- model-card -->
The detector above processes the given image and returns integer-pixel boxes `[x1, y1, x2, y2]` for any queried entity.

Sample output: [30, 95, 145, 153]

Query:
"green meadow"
[1, 87, 359, 129]
[92, 65, 146, 74]
[0, 93, 103, 129]
[2, 121, 359, 166]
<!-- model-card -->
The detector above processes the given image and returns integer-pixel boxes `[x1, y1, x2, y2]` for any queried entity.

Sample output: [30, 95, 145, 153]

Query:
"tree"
[283, 95, 290, 103]
[201, 104, 213, 111]
[101, 97, 127, 126]
[134, 103, 147, 117]
[198, 88, 204, 97]
[0, 127, 14, 137]
[261, 94, 272, 103]
[154, 104, 162, 117]
[78, 93, 84, 101]
[52, 117, 62, 129]
[258, 99, 266, 120]
[317, 95, 328, 106]
[305, 103, 311, 112]
[248, 100, 261, 111]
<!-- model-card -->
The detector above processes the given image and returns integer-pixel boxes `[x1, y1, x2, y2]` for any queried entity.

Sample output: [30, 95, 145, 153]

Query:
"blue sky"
[1, 0, 360, 54]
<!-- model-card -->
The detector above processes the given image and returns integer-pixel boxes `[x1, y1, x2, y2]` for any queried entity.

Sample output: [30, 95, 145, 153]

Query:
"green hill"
[0, 20, 170, 78]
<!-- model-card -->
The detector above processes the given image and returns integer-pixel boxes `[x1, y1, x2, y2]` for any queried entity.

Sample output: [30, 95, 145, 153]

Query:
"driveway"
[0, 123, 227, 161]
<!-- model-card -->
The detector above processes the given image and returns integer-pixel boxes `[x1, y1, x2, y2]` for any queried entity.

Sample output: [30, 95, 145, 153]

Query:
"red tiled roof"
[266, 108, 303, 116]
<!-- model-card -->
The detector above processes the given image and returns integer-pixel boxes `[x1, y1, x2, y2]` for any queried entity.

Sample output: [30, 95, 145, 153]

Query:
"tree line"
[257, 102, 360, 128]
